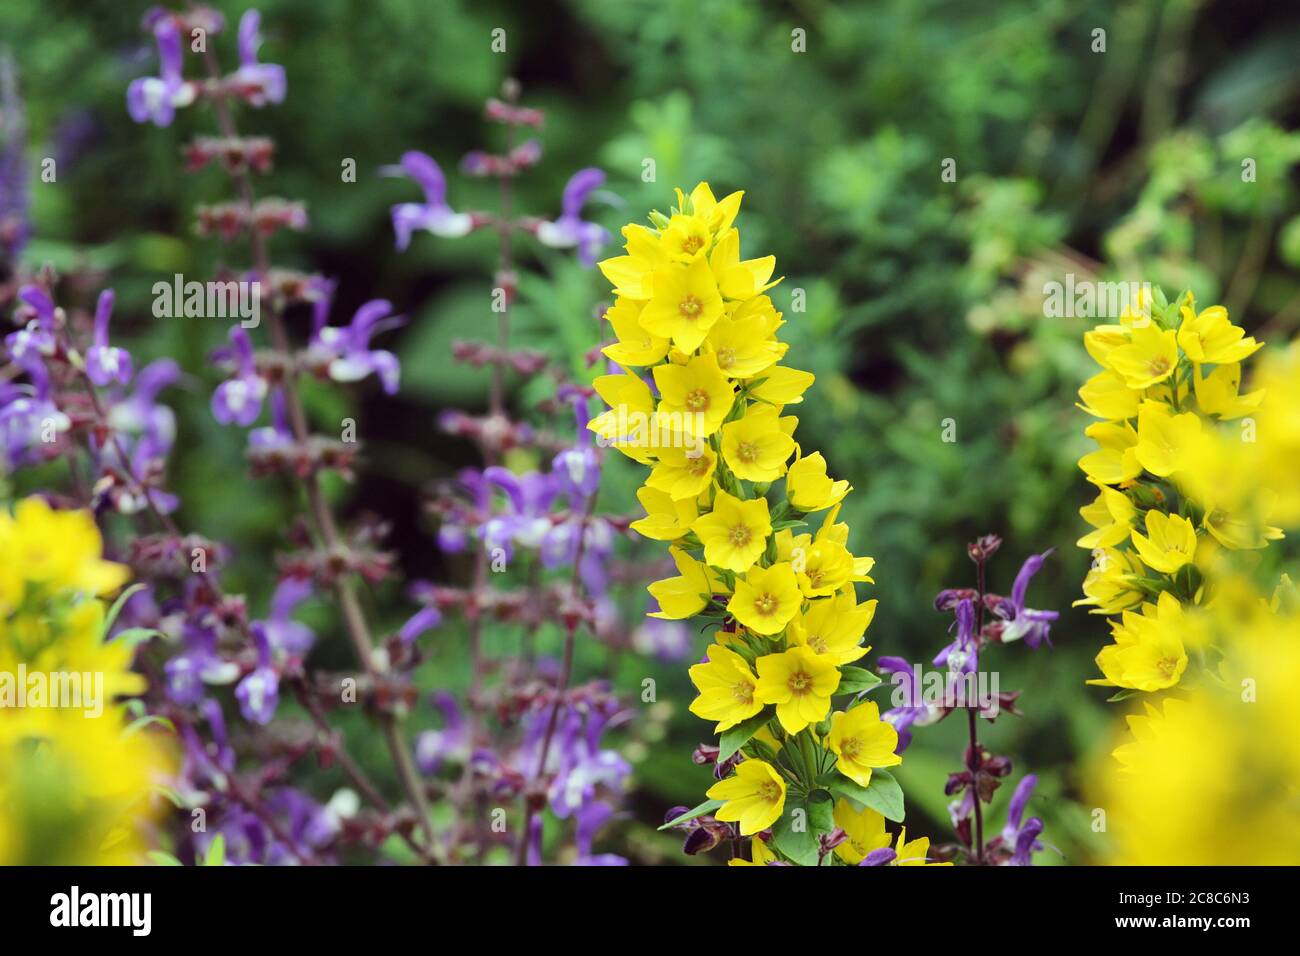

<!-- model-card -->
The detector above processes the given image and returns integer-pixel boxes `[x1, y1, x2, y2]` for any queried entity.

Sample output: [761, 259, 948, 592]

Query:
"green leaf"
[829, 769, 906, 822]
[718, 709, 773, 762]
[1107, 688, 1142, 703]
[657, 799, 723, 831]
[114, 627, 164, 649]
[100, 583, 147, 640]
[146, 851, 184, 867]
[836, 665, 882, 695]
[771, 790, 834, 866]
[202, 834, 226, 867]
[123, 714, 176, 738]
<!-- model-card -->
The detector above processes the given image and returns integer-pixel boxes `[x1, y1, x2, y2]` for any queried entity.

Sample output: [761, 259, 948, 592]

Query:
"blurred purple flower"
[126, 16, 194, 127]
[384, 151, 473, 249]
[211, 326, 267, 426]
[315, 299, 403, 394]
[85, 289, 134, 387]
[232, 10, 286, 107]
[535, 167, 610, 267]
[996, 550, 1058, 649]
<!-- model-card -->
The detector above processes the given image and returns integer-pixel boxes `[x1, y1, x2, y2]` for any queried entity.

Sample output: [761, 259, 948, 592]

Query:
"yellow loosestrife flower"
[754, 646, 841, 734]
[692, 490, 772, 572]
[1129, 510, 1197, 574]
[688, 644, 763, 732]
[706, 759, 786, 836]
[832, 799, 890, 865]
[825, 701, 902, 788]
[720, 405, 795, 482]
[728, 562, 802, 635]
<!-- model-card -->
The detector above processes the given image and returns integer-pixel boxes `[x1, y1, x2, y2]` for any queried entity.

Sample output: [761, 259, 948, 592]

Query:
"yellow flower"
[1176, 304, 1262, 365]
[754, 646, 840, 734]
[588, 369, 659, 462]
[1077, 369, 1140, 421]
[597, 223, 668, 299]
[1074, 547, 1145, 614]
[1192, 362, 1264, 419]
[704, 303, 786, 379]
[640, 256, 726, 352]
[0, 498, 129, 607]
[728, 835, 776, 866]
[708, 228, 780, 300]
[1130, 510, 1198, 574]
[677, 182, 743, 235]
[788, 591, 876, 665]
[720, 405, 796, 482]
[707, 759, 786, 836]
[745, 364, 815, 406]
[1134, 400, 1201, 478]
[1077, 481, 1137, 549]
[688, 643, 763, 732]
[728, 562, 802, 636]
[786, 449, 851, 512]
[1078, 421, 1141, 484]
[660, 213, 713, 262]
[653, 352, 735, 438]
[629, 485, 699, 541]
[692, 490, 772, 572]
[601, 298, 669, 367]
[1107, 324, 1178, 389]
[894, 827, 949, 865]
[648, 547, 716, 619]
[794, 540, 854, 598]
[1083, 323, 1132, 369]
[645, 445, 717, 500]
[825, 701, 901, 788]
[832, 799, 890, 864]
[1088, 592, 1188, 691]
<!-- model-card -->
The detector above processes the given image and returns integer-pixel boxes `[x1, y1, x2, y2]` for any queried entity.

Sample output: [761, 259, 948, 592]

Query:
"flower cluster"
[0, 498, 173, 864]
[1076, 289, 1300, 862]
[598, 184, 923, 865]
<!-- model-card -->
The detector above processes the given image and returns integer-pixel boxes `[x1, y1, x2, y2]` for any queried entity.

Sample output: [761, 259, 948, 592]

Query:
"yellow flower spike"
[692, 490, 772, 572]
[688, 644, 763, 733]
[587, 369, 659, 462]
[1074, 547, 1146, 614]
[708, 228, 781, 301]
[832, 799, 890, 865]
[1176, 304, 1262, 365]
[1076, 369, 1141, 421]
[685, 182, 743, 235]
[728, 562, 803, 636]
[706, 758, 786, 836]
[601, 298, 668, 367]
[788, 591, 876, 665]
[1129, 510, 1198, 574]
[0, 498, 129, 601]
[825, 701, 901, 788]
[597, 223, 668, 298]
[1077, 481, 1137, 549]
[1087, 592, 1188, 691]
[639, 256, 726, 353]
[645, 445, 718, 500]
[1106, 324, 1179, 390]
[647, 547, 716, 620]
[1192, 362, 1264, 420]
[629, 485, 699, 541]
[1134, 400, 1201, 478]
[754, 646, 840, 734]
[1078, 420, 1142, 484]
[745, 364, 815, 407]
[786, 448, 852, 512]
[720, 405, 796, 482]
[652, 352, 735, 438]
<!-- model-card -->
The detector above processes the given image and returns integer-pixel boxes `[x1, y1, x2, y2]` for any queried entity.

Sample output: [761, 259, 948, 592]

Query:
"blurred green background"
[4, 0, 1299, 863]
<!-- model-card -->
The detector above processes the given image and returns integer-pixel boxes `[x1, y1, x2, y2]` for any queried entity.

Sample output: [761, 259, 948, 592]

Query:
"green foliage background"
[4, 0, 1298, 863]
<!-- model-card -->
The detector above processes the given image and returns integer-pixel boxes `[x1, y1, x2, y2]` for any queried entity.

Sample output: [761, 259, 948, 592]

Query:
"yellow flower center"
[685, 389, 709, 412]
[688, 455, 710, 476]
[754, 592, 779, 617]
[840, 736, 861, 758]
[758, 781, 781, 803]
[807, 634, 828, 654]
[729, 525, 752, 547]
[1157, 656, 1179, 678]
[679, 295, 703, 319]
[731, 680, 754, 705]
[681, 235, 704, 255]
[1148, 356, 1171, 376]
[736, 440, 758, 463]
[806, 568, 824, 588]
[787, 669, 812, 695]
[716, 347, 736, 368]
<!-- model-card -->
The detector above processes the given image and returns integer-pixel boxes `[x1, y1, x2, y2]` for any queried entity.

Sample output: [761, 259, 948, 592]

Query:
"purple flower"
[235, 622, 280, 725]
[398, 605, 442, 646]
[997, 550, 1059, 649]
[211, 326, 267, 426]
[934, 597, 978, 675]
[108, 358, 179, 448]
[248, 387, 293, 452]
[126, 17, 194, 127]
[5, 286, 58, 366]
[859, 847, 897, 866]
[0, 365, 69, 467]
[575, 801, 627, 866]
[315, 299, 403, 394]
[878, 656, 942, 753]
[384, 151, 473, 249]
[415, 692, 469, 774]
[535, 168, 610, 267]
[258, 577, 315, 656]
[231, 10, 286, 107]
[85, 289, 134, 387]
